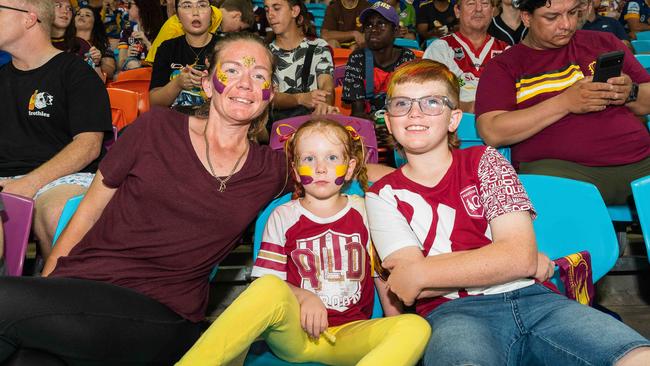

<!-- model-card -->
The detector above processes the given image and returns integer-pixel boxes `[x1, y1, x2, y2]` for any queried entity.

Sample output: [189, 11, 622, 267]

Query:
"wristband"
[626, 83, 638, 103]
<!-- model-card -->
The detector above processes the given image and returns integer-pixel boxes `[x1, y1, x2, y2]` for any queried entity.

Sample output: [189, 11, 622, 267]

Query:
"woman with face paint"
[0, 33, 288, 365]
[177, 120, 430, 366]
[266, 0, 339, 122]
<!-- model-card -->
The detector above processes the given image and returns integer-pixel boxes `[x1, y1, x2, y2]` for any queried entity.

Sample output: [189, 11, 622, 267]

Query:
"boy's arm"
[382, 210, 538, 306]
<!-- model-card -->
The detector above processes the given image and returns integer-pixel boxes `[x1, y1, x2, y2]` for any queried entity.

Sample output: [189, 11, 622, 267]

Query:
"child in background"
[176, 120, 430, 366]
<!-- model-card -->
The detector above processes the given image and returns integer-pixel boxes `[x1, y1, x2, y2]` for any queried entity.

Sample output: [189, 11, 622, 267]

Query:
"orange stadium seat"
[108, 79, 151, 114]
[115, 67, 153, 82]
[107, 88, 140, 131]
[332, 47, 353, 68]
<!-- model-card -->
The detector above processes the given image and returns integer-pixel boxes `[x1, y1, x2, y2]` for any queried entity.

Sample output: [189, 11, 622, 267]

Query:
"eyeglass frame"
[385, 95, 457, 117]
[177, 0, 211, 11]
[362, 21, 393, 32]
[0, 4, 41, 22]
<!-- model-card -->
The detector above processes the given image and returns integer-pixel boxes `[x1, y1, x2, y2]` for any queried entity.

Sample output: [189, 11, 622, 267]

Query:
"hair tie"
[277, 124, 297, 143]
[345, 126, 361, 141]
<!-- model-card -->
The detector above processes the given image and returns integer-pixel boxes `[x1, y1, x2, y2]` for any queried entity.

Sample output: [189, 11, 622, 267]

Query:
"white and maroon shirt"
[423, 32, 509, 102]
[365, 147, 535, 317]
[252, 195, 374, 326]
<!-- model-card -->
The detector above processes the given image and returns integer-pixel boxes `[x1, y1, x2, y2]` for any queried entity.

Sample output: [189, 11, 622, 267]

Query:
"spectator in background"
[385, 0, 418, 39]
[51, 0, 90, 57]
[580, 0, 631, 49]
[476, 0, 650, 205]
[343, 1, 415, 119]
[0, 0, 112, 261]
[102, 0, 130, 51]
[146, 0, 253, 63]
[75, 6, 116, 79]
[321, 0, 370, 49]
[118, 0, 164, 70]
[619, 0, 650, 36]
[267, 0, 337, 122]
[424, 0, 508, 112]
[488, 0, 528, 45]
[416, 0, 458, 44]
[149, 0, 218, 114]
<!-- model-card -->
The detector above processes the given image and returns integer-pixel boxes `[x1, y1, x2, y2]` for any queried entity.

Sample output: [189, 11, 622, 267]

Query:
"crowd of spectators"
[0, 0, 649, 363]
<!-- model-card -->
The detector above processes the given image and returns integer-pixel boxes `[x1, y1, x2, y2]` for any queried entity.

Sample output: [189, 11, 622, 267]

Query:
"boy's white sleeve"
[365, 187, 422, 261]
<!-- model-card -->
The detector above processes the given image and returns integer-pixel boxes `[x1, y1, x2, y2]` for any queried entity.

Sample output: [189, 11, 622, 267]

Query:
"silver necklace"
[203, 122, 248, 192]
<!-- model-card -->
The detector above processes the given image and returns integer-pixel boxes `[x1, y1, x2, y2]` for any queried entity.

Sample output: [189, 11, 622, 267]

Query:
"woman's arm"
[42, 171, 117, 276]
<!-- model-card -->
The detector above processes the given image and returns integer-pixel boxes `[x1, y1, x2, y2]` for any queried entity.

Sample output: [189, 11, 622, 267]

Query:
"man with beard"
[342, 1, 415, 120]
[424, 0, 509, 112]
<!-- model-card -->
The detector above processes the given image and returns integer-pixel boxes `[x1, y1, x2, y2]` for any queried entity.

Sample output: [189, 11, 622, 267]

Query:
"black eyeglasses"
[363, 22, 392, 32]
[0, 4, 41, 22]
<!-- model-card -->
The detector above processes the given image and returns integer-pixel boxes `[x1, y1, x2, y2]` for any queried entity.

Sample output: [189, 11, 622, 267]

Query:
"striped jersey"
[366, 147, 536, 317]
[252, 195, 374, 326]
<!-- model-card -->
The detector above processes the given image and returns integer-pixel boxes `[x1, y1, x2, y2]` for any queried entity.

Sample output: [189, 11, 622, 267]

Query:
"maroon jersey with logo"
[252, 195, 374, 326]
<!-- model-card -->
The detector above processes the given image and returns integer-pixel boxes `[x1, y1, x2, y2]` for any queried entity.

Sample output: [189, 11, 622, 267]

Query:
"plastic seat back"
[108, 79, 151, 114]
[52, 194, 84, 245]
[456, 112, 512, 161]
[412, 49, 424, 59]
[636, 31, 650, 41]
[332, 47, 353, 68]
[115, 67, 152, 82]
[1, 192, 34, 276]
[394, 37, 420, 50]
[631, 175, 650, 263]
[270, 115, 379, 163]
[519, 174, 619, 283]
[632, 41, 650, 54]
[107, 87, 140, 131]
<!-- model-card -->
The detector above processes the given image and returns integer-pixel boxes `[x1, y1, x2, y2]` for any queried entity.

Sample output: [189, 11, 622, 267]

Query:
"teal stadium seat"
[636, 31, 650, 41]
[394, 37, 420, 50]
[631, 175, 650, 264]
[632, 40, 650, 54]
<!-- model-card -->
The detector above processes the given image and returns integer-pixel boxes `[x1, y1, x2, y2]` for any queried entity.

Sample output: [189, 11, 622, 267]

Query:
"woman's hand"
[299, 291, 329, 339]
[127, 44, 141, 58]
[131, 30, 151, 49]
[88, 46, 102, 66]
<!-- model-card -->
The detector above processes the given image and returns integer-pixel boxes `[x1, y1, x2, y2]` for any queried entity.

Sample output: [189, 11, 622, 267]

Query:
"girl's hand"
[299, 291, 329, 339]
[88, 46, 101, 66]
[176, 67, 196, 90]
[127, 44, 141, 58]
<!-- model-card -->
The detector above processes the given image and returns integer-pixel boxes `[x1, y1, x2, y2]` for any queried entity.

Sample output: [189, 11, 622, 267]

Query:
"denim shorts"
[423, 283, 649, 366]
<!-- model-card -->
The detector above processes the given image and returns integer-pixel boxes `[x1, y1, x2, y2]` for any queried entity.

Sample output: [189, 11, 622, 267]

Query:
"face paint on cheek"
[212, 62, 228, 94]
[297, 165, 314, 185]
[334, 164, 348, 185]
[262, 80, 271, 101]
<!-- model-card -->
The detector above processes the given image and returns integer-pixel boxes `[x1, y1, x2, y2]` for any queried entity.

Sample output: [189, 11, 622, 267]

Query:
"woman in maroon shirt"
[0, 32, 287, 365]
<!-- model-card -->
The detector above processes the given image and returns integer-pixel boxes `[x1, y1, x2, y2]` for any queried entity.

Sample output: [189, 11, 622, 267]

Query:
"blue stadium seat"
[394, 37, 420, 50]
[636, 31, 650, 41]
[631, 175, 650, 264]
[632, 40, 650, 54]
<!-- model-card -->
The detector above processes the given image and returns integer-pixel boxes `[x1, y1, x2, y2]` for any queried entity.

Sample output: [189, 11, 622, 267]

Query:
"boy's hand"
[534, 252, 555, 282]
[299, 291, 329, 339]
[383, 255, 425, 306]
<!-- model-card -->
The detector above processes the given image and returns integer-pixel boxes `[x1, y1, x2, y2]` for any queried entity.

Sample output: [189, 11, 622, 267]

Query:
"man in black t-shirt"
[416, 0, 459, 42]
[0, 0, 112, 260]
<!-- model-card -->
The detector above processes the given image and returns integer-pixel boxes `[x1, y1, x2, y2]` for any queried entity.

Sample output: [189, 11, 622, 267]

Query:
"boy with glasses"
[342, 1, 415, 121]
[366, 58, 650, 366]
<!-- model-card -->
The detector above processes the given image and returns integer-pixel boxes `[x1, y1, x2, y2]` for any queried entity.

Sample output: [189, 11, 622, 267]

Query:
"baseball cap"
[359, 2, 400, 27]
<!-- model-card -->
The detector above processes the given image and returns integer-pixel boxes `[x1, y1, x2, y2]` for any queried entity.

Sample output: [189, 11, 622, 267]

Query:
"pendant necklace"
[203, 122, 248, 192]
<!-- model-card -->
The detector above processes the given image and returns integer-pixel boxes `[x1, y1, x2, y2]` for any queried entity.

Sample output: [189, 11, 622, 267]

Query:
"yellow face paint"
[213, 61, 228, 94]
[334, 164, 348, 185]
[242, 56, 256, 67]
[297, 165, 314, 185]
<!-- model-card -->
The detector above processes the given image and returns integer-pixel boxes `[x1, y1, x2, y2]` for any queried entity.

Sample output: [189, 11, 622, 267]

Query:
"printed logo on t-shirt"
[291, 229, 366, 311]
[460, 185, 484, 218]
[588, 60, 596, 75]
[27, 90, 53, 117]
[490, 50, 504, 59]
[453, 47, 465, 61]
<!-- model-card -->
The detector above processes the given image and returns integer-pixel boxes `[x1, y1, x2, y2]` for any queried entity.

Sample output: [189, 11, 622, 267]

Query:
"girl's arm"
[286, 283, 329, 339]
[374, 277, 403, 316]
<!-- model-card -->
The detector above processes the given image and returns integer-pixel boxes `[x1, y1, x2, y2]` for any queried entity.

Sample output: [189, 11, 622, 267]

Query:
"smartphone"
[592, 50, 624, 83]
[192, 64, 206, 72]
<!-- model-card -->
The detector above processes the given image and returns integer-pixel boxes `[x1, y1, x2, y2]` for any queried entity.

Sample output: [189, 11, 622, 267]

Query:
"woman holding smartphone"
[149, 0, 219, 114]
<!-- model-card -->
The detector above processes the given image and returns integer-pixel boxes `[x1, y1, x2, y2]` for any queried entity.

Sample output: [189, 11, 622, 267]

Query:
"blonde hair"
[285, 119, 368, 200]
[387, 59, 461, 151]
